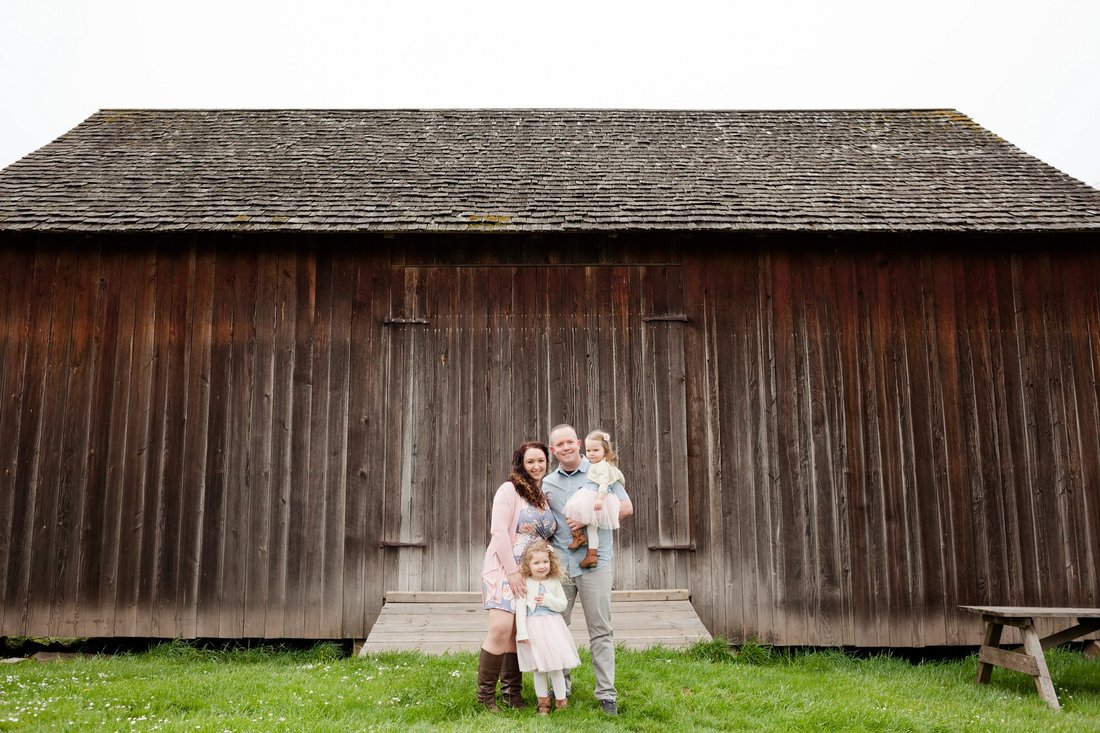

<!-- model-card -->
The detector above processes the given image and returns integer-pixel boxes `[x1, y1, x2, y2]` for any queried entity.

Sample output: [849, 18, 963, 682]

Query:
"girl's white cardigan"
[514, 577, 568, 641]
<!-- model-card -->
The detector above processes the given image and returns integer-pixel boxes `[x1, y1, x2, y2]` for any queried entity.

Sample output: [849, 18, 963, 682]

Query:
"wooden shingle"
[1, 109, 1098, 232]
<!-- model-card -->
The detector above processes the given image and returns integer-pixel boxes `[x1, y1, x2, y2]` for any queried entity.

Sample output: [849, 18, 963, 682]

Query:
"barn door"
[379, 264, 691, 593]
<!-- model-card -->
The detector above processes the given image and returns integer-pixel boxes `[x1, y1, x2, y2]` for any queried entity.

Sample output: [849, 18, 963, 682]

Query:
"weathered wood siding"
[1, 233, 1098, 644]
[0, 240, 396, 638]
[686, 242, 1100, 645]
[379, 260, 692, 596]
[0, 236, 691, 639]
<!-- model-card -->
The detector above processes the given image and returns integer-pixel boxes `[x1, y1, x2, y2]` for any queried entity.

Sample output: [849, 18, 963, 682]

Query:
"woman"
[477, 440, 556, 711]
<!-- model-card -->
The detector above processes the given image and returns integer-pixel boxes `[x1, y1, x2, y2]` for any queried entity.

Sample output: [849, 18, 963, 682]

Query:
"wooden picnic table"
[959, 606, 1100, 710]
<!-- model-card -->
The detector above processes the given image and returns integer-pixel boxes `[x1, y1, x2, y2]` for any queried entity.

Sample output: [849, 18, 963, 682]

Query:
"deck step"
[358, 588, 711, 656]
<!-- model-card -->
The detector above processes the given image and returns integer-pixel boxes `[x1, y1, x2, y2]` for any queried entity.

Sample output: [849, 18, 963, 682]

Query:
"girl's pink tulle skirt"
[517, 614, 581, 672]
[564, 489, 621, 529]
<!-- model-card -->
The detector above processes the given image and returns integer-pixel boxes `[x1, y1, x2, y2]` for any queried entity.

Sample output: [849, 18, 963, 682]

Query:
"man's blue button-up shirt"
[543, 457, 631, 577]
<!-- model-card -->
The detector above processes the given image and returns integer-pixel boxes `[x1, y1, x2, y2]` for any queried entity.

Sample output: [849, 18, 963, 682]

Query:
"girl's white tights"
[586, 524, 600, 550]
[532, 669, 567, 700]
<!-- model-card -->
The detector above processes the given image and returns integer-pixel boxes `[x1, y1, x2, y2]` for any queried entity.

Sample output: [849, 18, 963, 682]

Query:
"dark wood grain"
[3, 234, 1100, 644]
[245, 251, 278, 636]
[0, 250, 40, 633]
[177, 247, 215, 637]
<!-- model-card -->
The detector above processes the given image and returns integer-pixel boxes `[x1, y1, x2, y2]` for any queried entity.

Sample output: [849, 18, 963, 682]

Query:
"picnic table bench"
[960, 605, 1100, 710]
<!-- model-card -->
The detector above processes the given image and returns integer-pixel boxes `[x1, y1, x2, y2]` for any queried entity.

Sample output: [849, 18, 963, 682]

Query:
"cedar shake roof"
[1, 109, 1099, 232]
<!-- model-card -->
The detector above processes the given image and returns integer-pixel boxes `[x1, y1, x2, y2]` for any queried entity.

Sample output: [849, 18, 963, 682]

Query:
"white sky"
[2, 0, 1098, 187]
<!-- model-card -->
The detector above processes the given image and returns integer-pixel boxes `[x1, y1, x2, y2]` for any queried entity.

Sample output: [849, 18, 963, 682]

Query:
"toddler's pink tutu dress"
[515, 578, 580, 673]
[563, 461, 623, 529]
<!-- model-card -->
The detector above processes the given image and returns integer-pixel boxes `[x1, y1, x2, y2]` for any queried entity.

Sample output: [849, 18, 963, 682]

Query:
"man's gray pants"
[561, 565, 615, 702]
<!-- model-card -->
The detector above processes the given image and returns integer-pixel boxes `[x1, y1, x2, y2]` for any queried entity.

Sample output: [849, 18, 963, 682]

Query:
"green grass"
[2, 640, 1099, 731]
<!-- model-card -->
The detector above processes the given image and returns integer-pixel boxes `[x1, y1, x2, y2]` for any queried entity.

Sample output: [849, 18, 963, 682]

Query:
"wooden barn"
[1, 109, 1099, 647]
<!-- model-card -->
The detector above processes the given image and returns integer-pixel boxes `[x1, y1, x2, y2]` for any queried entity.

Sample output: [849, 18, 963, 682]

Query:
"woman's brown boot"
[579, 548, 598, 568]
[499, 652, 527, 708]
[537, 696, 552, 716]
[555, 697, 569, 710]
[567, 526, 588, 550]
[476, 648, 504, 711]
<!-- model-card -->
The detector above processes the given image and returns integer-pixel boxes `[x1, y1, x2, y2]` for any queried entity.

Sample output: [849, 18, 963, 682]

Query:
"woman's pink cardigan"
[481, 481, 527, 606]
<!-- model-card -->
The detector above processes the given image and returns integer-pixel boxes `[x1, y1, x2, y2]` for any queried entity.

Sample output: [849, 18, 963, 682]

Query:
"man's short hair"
[549, 423, 577, 442]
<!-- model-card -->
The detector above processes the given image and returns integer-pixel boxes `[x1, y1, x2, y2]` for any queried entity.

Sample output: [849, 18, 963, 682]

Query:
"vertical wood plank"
[1059, 255, 1100, 604]
[0, 249, 44, 634]
[666, 264, 691, 555]
[221, 248, 258, 637]
[10, 251, 59, 633]
[265, 249, 298, 638]
[90, 252, 140, 636]
[25, 251, 77, 635]
[137, 251, 172, 635]
[804, 253, 842, 646]
[962, 255, 1008, 609]
[752, 252, 782, 643]
[856, 253, 891, 646]
[377, 263, 401, 597]
[245, 251, 278, 636]
[769, 251, 810, 644]
[1037, 253, 1073, 608]
[322, 247, 353, 635]
[0, 246, 24, 626]
[917, 255, 960, 644]
[147, 247, 193, 635]
[71, 250, 119, 636]
[895, 253, 939, 645]
[113, 252, 159, 636]
[197, 248, 236, 635]
[700, 252, 738, 639]
[461, 266, 490, 593]
[49, 249, 103, 635]
[1012, 254, 1054, 605]
[286, 249, 317, 636]
[834, 254, 876, 645]
[303, 248, 333, 635]
[177, 246, 215, 637]
[343, 254, 381, 634]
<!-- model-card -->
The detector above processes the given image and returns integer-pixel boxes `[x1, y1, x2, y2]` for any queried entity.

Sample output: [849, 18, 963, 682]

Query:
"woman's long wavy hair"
[510, 440, 549, 509]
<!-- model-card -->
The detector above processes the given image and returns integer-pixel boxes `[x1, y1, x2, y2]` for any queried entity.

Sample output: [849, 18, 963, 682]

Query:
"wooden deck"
[357, 589, 712, 655]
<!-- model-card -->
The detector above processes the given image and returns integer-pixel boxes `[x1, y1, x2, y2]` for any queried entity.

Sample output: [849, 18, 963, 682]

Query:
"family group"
[477, 424, 632, 717]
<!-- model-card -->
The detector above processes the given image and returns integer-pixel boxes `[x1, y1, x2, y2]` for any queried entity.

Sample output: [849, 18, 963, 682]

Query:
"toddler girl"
[564, 430, 624, 568]
[514, 540, 580, 715]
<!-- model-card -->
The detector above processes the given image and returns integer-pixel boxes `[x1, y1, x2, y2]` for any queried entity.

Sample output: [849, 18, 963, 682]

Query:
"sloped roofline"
[2, 108, 1098, 233]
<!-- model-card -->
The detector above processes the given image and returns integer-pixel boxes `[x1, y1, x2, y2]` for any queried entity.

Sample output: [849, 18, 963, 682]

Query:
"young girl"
[514, 540, 580, 715]
[564, 430, 624, 568]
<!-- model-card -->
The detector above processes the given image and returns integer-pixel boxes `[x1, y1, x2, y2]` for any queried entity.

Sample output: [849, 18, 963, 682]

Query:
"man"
[542, 423, 633, 716]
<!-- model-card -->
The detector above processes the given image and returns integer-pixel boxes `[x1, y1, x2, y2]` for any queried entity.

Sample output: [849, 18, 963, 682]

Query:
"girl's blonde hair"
[585, 429, 618, 465]
[520, 539, 564, 581]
